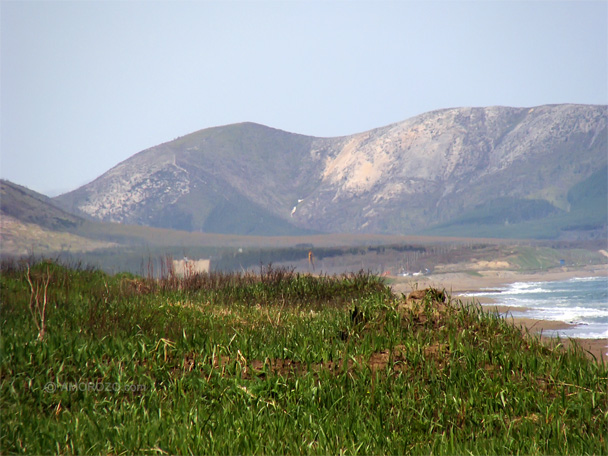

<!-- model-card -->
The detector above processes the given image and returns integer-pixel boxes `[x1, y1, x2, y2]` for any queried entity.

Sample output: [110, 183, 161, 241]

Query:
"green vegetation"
[568, 165, 608, 208]
[425, 167, 607, 239]
[563, 165, 608, 232]
[506, 245, 605, 272]
[441, 197, 563, 227]
[2, 261, 606, 454]
[202, 198, 317, 236]
[508, 246, 566, 271]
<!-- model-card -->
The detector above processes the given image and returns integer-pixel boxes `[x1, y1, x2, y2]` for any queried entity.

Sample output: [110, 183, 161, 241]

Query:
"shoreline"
[391, 264, 607, 295]
[390, 265, 608, 362]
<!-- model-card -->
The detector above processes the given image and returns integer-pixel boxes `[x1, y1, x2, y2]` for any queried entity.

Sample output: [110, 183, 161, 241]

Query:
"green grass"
[508, 246, 564, 271]
[1, 260, 607, 454]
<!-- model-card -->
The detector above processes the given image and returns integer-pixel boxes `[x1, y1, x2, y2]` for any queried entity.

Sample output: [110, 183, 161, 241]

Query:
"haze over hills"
[0, 179, 117, 255]
[2, 179, 423, 259]
[53, 104, 607, 239]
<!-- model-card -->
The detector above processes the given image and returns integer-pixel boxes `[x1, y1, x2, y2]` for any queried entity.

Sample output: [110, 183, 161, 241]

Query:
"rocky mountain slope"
[54, 104, 607, 238]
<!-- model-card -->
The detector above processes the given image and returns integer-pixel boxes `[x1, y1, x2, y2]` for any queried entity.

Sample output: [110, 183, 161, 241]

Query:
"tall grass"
[1, 260, 606, 454]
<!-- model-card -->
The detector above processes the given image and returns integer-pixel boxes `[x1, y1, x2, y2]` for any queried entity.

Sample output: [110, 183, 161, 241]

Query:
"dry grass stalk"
[25, 265, 51, 340]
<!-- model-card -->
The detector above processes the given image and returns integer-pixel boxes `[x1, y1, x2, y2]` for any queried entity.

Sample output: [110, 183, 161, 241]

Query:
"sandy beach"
[391, 265, 608, 295]
[390, 265, 608, 362]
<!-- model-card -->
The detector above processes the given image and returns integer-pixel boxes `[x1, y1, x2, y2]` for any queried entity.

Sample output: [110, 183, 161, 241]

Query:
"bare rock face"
[54, 104, 607, 237]
[76, 151, 191, 223]
[292, 105, 606, 234]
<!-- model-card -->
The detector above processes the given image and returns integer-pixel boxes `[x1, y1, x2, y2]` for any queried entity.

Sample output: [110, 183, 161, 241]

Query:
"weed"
[24, 264, 51, 340]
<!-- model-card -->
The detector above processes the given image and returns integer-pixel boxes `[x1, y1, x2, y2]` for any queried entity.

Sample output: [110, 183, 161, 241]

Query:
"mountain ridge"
[53, 104, 607, 239]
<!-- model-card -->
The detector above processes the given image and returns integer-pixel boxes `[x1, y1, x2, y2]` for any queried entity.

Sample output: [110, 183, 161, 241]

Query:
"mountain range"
[40, 104, 608, 239]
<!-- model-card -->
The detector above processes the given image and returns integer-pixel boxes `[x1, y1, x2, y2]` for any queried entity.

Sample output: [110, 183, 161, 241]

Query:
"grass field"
[1, 260, 607, 454]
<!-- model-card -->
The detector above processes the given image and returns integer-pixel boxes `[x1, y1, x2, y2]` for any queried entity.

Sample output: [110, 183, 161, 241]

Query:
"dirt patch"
[367, 345, 410, 372]
[204, 340, 454, 380]
[397, 288, 451, 330]
[397, 288, 447, 311]
[474, 260, 510, 269]
[208, 347, 414, 380]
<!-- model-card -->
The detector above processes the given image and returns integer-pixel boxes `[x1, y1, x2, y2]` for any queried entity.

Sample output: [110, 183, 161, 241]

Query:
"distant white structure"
[291, 198, 305, 217]
[172, 258, 210, 276]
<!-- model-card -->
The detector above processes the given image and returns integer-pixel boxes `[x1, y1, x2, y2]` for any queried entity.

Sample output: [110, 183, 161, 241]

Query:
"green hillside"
[2, 262, 606, 454]
[202, 197, 318, 236]
[562, 165, 608, 231]
[425, 168, 607, 239]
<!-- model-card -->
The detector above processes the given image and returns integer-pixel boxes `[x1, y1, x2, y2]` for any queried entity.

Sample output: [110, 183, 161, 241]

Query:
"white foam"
[506, 287, 548, 295]
[475, 276, 608, 338]
[460, 290, 502, 297]
[568, 276, 606, 283]
[542, 325, 608, 340]
[524, 306, 608, 323]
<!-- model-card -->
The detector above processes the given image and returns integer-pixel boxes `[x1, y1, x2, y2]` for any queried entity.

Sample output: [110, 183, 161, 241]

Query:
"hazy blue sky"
[1, 1, 607, 196]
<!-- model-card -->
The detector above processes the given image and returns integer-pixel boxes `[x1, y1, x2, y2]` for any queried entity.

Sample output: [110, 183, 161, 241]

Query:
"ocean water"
[462, 275, 608, 339]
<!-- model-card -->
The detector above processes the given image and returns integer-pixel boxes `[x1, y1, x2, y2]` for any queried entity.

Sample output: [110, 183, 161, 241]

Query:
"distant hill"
[0, 180, 118, 255]
[53, 104, 607, 239]
[53, 123, 318, 236]
[1, 180, 84, 231]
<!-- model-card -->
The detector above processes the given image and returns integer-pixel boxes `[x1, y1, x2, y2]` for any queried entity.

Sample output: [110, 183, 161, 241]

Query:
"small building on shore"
[172, 258, 210, 276]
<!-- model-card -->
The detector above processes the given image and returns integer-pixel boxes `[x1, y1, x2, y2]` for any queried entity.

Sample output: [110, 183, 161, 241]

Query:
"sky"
[1, 0, 607, 196]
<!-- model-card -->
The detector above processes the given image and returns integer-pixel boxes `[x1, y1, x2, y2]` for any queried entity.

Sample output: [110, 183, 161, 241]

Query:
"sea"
[462, 275, 608, 340]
